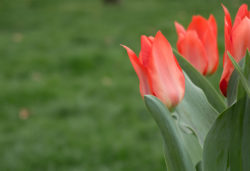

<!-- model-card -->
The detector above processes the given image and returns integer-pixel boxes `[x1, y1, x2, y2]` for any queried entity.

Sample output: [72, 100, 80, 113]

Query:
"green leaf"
[227, 52, 250, 97]
[175, 73, 219, 146]
[244, 51, 250, 81]
[173, 49, 226, 112]
[242, 100, 250, 171]
[227, 66, 241, 106]
[227, 57, 247, 106]
[196, 161, 202, 171]
[144, 95, 196, 171]
[174, 117, 202, 166]
[203, 96, 250, 171]
[227, 51, 250, 106]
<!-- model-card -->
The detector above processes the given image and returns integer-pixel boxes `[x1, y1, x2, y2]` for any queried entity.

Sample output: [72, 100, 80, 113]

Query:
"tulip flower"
[220, 4, 250, 96]
[175, 15, 219, 75]
[122, 31, 185, 109]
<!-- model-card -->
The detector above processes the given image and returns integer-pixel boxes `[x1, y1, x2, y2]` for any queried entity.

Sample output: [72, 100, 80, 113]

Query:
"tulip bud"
[175, 15, 219, 75]
[220, 4, 250, 96]
[122, 31, 185, 109]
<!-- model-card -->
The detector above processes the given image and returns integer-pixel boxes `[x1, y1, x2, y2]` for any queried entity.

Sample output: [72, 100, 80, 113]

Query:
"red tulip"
[122, 31, 185, 109]
[220, 4, 250, 96]
[175, 15, 219, 75]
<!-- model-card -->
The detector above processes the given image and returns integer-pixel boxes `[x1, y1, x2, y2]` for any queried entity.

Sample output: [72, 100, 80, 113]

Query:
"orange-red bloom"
[122, 31, 185, 109]
[175, 15, 219, 75]
[220, 4, 250, 96]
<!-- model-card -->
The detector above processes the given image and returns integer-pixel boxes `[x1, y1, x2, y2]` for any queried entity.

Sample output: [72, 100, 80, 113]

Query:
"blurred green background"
[0, 0, 245, 170]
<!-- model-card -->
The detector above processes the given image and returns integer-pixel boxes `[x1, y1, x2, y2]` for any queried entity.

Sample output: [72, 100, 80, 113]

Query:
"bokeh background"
[0, 0, 246, 170]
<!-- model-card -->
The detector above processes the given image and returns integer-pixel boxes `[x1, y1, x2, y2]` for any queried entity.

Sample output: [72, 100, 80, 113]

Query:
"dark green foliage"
[203, 96, 250, 171]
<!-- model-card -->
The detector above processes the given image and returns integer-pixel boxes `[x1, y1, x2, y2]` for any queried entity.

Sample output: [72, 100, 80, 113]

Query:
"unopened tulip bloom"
[175, 15, 219, 75]
[220, 4, 250, 96]
[122, 31, 185, 109]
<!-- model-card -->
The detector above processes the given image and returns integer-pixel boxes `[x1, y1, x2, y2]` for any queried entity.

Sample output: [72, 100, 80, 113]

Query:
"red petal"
[188, 15, 210, 40]
[122, 45, 153, 96]
[175, 21, 186, 39]
[222, 4, 232, 28]
[232, 17, 250, 61]
[177, 30, 208, 75]
[148, 36, 154, 43]
[233, 4, 248, 30]
[208, 15, 217, 37]
[139, 35, 153, 67]
[220, 52, 234, 96]
[223, 4, 233, 51]
[202, 24, 219, 74]
[201, 15, 219, 74]
[219, 5, 232, 96]
[148, 31, 185, 108]
[222, 4, 233, 70]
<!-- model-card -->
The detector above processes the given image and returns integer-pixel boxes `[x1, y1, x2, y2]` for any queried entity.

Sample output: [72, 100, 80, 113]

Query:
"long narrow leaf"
[227, 52, 250, 97]
[144, 95, 195, 171]
[227, 68, 240, 106]
[203, 96, 250, 171]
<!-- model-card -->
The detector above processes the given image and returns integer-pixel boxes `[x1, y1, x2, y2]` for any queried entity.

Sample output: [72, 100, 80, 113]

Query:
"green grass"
[0, 0, 244, 170]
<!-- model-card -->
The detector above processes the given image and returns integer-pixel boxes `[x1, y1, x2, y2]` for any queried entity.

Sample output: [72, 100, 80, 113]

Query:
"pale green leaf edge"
[227, 51, 250, 97]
